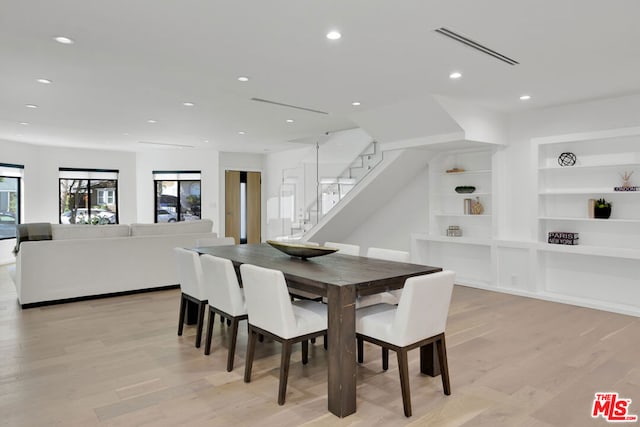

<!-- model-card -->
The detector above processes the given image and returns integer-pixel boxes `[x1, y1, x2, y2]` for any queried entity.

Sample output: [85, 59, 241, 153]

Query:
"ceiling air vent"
[251, 98, 329, 115]
[435, 27, 519, 66]
[138, 141, 195, 148]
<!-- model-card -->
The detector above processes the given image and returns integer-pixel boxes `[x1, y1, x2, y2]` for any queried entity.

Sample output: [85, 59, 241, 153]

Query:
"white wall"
[344, 165, 429, 252]
[135, 148, 220, 231]
[1, 139, 138, 264]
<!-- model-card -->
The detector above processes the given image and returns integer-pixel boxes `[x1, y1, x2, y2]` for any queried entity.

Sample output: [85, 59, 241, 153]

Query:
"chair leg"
[435, 334, 451, 395]
[278, 341, 293, 405]
[244, 329, 258, 383]
[397, 348, 412, 417]
[195, 301, 206, 348]
[227, 317, 240, 372]
[220, 314, 225, 324]
[310, 337, 316, 344]
[323, 333, 328, 350]
[204, 308, 216, 355]
[301, 340, 308, 365]
[382, 348, 389, 371]
[357, 336, 364, 363]
[177, 294, 186, 336]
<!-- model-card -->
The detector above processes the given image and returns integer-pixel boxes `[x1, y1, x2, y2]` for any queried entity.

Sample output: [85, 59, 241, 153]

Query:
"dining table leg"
[420, 343, 441, 376]
[327, 283, 357, 417]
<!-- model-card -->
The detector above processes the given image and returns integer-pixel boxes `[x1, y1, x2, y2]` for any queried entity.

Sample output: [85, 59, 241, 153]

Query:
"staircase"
[273, 137, 384, 241]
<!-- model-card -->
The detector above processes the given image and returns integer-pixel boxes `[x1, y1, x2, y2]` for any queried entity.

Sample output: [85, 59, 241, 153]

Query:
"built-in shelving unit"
[412, 148, 495, 288]
[532, 127, 640, 315]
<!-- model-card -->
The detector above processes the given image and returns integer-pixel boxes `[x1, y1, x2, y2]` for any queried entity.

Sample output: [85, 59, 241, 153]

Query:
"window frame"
[0, 163, 23, 241]
[153, 170, 201, 223]
[58, 168, 119, 225]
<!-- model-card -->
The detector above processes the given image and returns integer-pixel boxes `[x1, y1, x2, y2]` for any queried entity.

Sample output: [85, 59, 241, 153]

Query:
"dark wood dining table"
[194, 243, 442, 418]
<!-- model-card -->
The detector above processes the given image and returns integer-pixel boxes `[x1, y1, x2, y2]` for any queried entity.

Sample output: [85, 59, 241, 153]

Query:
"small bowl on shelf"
[455, 186, 476, 194]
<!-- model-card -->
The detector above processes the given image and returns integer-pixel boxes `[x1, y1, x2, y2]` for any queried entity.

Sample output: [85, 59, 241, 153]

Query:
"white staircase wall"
[305, 148, 433, 248]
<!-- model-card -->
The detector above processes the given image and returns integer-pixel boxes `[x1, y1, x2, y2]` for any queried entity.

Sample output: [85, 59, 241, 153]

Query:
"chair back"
[324, 241, 360, 256]
[197, 237, 235, 247]
[174, 247, 207, 300]
[240, 264, 298, 338]
[393, 270, 455, 345]
[200, 254, 246, 316]
[366, 247, 410, 263]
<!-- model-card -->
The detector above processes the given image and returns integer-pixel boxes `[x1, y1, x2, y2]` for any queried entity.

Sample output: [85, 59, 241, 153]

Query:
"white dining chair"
[356, 270, 455, 417]
[174, 247, 208, 348]
[366, 247, 411, 303]
[240, 263, 328, 405]
[196, 236, 235, 247]
[324, 241, 360, 256]
[200, 254, 248, 371]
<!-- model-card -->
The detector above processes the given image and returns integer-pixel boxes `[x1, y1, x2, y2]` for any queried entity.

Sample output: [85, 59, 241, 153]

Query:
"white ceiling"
[2, 0, 640, 153]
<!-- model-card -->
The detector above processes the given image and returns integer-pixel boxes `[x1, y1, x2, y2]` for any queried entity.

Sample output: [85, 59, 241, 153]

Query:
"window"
[0, 163, 22, 240]
[59, 168, 119, 225]
[153, 171, 201, 223]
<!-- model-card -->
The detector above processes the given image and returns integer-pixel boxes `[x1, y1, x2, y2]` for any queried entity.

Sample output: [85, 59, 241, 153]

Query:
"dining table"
[193, 243, 442, 418]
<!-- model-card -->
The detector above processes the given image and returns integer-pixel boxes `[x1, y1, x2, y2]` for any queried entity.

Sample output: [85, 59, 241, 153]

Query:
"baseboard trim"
[20, 284, 180, 309]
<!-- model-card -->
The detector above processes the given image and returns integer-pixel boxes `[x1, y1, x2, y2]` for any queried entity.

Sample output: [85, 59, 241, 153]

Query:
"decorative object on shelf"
[557, 152, 576, 166]
[266, 240, 338, 259]
[445, 167, 465, 173]
[446, 225, 462, 237]
[614, 171, 638, 191]
[588, 198, 596, 218]
[593, 198, 612, 219]
[548, 231, 579, 245]
[463, 198, 472, 215]
[470, 197, 484, 215]
[455, 186, 476, 194]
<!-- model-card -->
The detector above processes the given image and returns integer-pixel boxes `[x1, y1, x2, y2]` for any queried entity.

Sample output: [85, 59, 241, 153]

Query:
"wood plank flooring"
[1, 265, 639, 426]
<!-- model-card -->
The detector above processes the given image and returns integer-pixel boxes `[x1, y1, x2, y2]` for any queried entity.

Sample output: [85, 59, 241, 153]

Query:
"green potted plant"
[594, 198, 612, 219]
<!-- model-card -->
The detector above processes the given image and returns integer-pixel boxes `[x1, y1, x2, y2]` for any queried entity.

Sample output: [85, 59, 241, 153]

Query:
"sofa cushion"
[130, 219, 213, 236]
[51, 224, 131, 240]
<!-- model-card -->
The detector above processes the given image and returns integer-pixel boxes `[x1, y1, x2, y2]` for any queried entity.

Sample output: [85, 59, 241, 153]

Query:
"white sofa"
[12, 219, 218, 307]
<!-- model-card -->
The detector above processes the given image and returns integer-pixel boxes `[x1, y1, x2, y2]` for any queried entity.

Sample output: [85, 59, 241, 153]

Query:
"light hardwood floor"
[1, 265, 639, 426]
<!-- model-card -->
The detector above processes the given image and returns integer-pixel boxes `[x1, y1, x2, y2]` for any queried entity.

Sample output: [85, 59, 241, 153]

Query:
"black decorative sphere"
[558, 152, 576, 167]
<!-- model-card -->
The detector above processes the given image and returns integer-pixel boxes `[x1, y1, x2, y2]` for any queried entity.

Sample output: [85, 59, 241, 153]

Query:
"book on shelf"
[548, 231, 579, 245]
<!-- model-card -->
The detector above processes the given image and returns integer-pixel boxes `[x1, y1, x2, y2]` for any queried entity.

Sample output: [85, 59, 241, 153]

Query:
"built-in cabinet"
[411, 127, 640, 317]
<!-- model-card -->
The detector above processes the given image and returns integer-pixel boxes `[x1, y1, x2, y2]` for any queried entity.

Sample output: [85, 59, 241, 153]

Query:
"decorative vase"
[594, 206, 611, 219]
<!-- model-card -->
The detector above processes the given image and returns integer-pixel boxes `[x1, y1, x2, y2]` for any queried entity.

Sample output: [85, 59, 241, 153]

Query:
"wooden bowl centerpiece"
[266, 240, 339, 260]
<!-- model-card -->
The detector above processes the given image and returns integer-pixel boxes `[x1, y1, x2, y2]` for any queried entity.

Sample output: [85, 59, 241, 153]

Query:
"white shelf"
[537, 243, 640, 260]
[539, 189, 640, 195]
[435, 213, 492, 218]
[440, 169, 491, 176]
[539, 161, 640, 171]
[414, 234, 492, 246]
[436, 192, 491, 197]
[538, 216, 640, 223]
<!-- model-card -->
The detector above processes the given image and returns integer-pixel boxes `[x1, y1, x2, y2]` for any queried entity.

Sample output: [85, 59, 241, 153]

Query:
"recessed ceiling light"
[203, 139, 209, 143]
[520, 94, 531, 100]
[238, 131, 246, 135]
[147, 119, 157, 123]
[17, 134, 23, 137]
[54, 36, 74, 45]
[183, 102, 195, 107]
[19, 122, 29, 125]
[36, 78, 52, 84]
[237, 76, 249, 82]
[326, 31, 342, 40]
[25, 104, 38, 109]
[449, 72, 462, 79]
[286, 119, 294, 123]
[352, 101, 361, 106]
